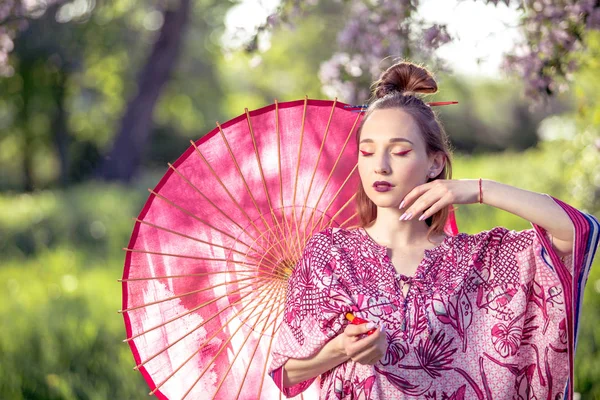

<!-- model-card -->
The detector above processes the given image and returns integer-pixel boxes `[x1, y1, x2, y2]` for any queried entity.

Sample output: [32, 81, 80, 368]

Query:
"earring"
[429, 172, 435, 177]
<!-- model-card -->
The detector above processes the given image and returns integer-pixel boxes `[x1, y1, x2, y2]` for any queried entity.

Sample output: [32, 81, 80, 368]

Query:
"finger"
[346, 327, 382, 354]
[345, 322, 377, 337]
[417, 196, 450, 221]
[399, 183, 431, 210]
[401, 188, 439, 221]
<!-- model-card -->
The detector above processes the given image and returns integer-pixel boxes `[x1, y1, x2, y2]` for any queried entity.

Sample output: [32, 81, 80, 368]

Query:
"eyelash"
[359, 150, 411, 156]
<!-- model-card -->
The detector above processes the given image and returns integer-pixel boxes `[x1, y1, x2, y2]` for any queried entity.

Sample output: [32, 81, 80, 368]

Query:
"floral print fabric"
[268, 198, 599, 399]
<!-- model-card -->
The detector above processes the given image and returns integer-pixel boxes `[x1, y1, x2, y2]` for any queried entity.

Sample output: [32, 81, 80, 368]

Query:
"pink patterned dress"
[268, 197, 599, 399]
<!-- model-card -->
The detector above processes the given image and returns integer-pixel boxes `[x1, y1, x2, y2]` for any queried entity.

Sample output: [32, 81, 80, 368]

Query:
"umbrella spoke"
[320, 195, 359, 233]
[123, 248, 245, 266]
[149, 279, 284, 396]
[275, 100, 303, 259]
[132, 216, 282, 273]
[133, 217, 265, 261]
[244, 108, 294, 262]
[215, 122, 289, 263]
[124, 277, 273, 342]
[119, 269, 256, 282]
[166, 162, 273, 257]
[148, 188, 283, 270]
[304, 112, 361, 241]
[120, 275, 268, 315]
[211, 281, 285, 399]
[189, 139, 267, 234]
[297, 98, 337, 248]
[122, 247, 284, 281]
[311, 165, 358, 234]
[338, 212, 359, 230]
[290, 97, 309, 255]
[133, 278, 282, 371]
[250, 282, 288, 399]
[149, 188, 259, 254]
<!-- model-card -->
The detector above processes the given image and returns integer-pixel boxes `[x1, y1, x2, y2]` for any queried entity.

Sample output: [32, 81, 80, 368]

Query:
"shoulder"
[455, 227, 538, 254]
[303, 226, 361, 249]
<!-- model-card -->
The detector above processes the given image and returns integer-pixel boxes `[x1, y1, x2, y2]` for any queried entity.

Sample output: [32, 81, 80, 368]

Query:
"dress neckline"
[357, 226, 452, 255]
[356, 226, 453, 281]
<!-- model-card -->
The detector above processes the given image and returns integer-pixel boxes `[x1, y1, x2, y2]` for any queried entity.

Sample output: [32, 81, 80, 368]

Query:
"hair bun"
[374, 61, 438, 99]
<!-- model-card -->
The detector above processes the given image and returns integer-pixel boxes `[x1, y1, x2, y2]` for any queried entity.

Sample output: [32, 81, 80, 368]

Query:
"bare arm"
[282, 334, 349, 387]
[282, 322, 386, 388]
[481, 180, 574, 256]
[401, 178, 576, 257]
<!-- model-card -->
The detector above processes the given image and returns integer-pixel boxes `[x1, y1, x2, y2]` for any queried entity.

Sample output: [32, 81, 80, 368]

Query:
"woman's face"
[358, 108, 437, 209]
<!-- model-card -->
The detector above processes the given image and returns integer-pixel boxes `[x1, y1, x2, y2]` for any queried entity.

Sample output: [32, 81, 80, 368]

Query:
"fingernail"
[379, 324, 386, 332]
[418, 214, 426, 221]
[366, 322, 377, 330]
[399, 200, 405, 209]
[399, 212, 407, 221]
[403, 212, 412, 221]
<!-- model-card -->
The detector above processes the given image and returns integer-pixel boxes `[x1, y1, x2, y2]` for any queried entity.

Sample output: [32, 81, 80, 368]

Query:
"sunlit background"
[0, 0, 598, 398]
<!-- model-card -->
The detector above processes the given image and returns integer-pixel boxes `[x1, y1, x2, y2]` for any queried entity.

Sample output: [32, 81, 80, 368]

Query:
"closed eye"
[359, 150, 412, 156]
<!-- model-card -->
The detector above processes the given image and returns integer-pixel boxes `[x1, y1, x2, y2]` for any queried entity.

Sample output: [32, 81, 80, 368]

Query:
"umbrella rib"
[275, 99, 302, 261]
[249, 281, 288, 399]
[336, 211, 360, 231]
[244, 108, 293, 262]
[182, 281, 285, 400]
[304, 111, 361, 240]
[120, 275, 263, 314]
[132, 218, 264, 262]
[245, 278, 285, 399]
[124, 276, 274, 342]
[148, 189, 281, 269]
[123, 247, 287, 282]
[297, 98, 337, 250]
[132, 277, 280, 370]
[210, 281, 285, 399]
[166, 162, 273, 257]
[226, 286, 287, 400]
[215, 122, 288, 263]
[149, 279, 283, 396]
[318, 192, 358, 233]
[188, 139, 276, 255]
[310, 164, 358, 235]
[120, 269, 256, 282]
[148, 189, 249, 248]
[290, 96, 309, 255]
[123, 248, 231, 263]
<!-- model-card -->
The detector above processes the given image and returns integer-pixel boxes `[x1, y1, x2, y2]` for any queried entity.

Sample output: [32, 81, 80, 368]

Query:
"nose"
[375, 154, 391, 175]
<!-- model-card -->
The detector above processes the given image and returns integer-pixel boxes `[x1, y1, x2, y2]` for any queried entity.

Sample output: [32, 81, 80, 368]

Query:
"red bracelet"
[478, 178, 483, 204]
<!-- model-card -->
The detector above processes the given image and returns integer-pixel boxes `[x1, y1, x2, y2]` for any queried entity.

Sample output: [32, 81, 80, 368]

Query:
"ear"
[428, 151, 446, 177]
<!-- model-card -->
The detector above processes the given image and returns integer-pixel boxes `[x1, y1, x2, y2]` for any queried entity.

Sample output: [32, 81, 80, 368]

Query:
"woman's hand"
[399, 179, 479, 221]
[337, 322, 387, 365]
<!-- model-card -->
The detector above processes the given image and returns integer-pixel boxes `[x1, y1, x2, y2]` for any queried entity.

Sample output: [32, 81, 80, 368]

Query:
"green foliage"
[0, 249, 148, 399]
[0, 181, 149, 259]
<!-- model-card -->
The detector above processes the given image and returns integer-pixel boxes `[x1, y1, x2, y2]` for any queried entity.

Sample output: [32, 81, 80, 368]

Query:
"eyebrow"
[359, 138, 414, 145]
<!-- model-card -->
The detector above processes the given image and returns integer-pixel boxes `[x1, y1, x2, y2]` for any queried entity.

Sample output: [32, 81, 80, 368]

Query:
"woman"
[267, 61, 599, 399]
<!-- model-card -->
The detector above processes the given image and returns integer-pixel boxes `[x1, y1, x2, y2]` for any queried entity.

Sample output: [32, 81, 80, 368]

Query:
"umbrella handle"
[345, 312, 376, 335]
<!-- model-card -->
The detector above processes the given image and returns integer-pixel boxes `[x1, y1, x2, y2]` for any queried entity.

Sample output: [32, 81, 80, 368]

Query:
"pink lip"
[373, 181, 393, 188]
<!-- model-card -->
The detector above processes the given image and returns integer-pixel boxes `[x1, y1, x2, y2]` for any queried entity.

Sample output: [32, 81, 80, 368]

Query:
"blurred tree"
[95, 0, 191, 182]
[0, 0, 233, 189]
